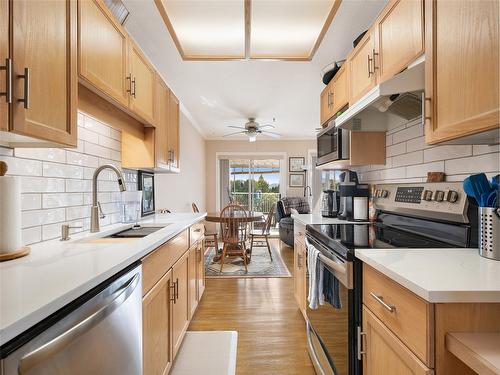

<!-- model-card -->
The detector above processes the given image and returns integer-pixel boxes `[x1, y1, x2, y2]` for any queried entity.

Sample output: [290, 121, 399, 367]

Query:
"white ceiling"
[122, 0, 388, 140]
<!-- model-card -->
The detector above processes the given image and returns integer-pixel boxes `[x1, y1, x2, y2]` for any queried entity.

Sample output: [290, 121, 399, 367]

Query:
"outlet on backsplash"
[0, 112, 139, 245]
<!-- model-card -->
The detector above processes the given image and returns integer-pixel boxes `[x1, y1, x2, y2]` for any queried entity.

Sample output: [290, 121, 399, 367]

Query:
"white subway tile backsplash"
[22, 194, 42, 210]
[22, 227, 42, 246]
[424, 145, 472, 162]
[445, 153, 500, 175]
[21, 177, 65, 193]
[5, 112, 137, 245]
[406, 161, 445, 178]
[43, 193, 84, 209]
[15, 148, 66, 163]
[22, 208, 65, 228]
[355, 116, 499, 185]
[43, 162, 83, 179]
[66, 151, 99, 168]
[0, 155, 42, 176]
[84, 142, 111, 159]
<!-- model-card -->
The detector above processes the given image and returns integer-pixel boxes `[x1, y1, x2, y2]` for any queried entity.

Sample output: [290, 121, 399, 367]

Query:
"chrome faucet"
[90, 164, 126, 233]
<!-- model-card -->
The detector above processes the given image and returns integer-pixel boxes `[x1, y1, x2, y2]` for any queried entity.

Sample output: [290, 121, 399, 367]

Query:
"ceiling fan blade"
[258, 124, 275, 129]
[261, 131, 281, 138]
[223, 131, 246, 137]
[227, 125, 247, 130]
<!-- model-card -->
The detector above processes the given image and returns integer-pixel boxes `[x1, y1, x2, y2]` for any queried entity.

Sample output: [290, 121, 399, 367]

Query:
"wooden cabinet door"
[294, 239, 306, 315]
[348, 29, 377, 104]
[172, 251, 190, 358]
[143, 270, 173, 375]
[168, 91, 180, 170]
[331, 63, 349, 114]
[320, 84, 332, 125]
[129, 41, 155, 125]
[188, 244, 198, 319]
[11, 0, 77, 146]
[362, 306, 433, 375]
[154, 75, 169, 169]
[424, 0, 499, 144]
[0, 0, 8, 132]
[196, 241, 206, 301]
[375, 0, 424, 83]
[78, 0, 130, 108]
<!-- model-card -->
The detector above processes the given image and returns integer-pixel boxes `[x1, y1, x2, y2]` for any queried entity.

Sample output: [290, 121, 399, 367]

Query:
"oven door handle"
[318, 253, 347, 275]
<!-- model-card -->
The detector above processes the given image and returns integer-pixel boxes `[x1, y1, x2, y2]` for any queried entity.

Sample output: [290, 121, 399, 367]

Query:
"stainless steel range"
[304, 182, 478, 375]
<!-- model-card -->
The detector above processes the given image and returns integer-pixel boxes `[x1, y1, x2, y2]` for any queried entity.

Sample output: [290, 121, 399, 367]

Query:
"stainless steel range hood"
[336, 55, 425, 131]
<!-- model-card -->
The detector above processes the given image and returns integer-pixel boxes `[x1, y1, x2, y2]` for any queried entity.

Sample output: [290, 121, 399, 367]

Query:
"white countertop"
[356, 248, 500, 303]
[0, 212, 205, 346]
[292, 213, 366, 225]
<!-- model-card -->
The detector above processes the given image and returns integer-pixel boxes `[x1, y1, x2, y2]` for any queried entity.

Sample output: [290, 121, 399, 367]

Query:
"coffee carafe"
[338, 170, 369, 221]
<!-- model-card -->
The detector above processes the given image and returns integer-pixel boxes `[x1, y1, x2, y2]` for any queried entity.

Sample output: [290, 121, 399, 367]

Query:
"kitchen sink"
[106, 226, 166, 238]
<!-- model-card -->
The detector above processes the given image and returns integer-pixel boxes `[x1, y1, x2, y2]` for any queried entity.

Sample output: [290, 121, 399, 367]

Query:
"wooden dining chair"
[191, 202, 219, 252]
[249, 204, 275, 262]
[219, 204, 249, 273]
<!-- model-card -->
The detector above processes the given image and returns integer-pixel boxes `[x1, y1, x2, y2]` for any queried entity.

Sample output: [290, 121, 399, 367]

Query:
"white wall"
[155, 112, 206, 212]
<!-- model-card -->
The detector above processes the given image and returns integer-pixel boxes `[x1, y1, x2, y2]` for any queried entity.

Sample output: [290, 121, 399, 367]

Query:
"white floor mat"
[170, 331, 238, 375]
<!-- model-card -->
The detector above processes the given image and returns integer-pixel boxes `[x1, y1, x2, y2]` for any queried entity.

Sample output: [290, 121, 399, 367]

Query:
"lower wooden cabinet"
[197, 241, 206, 300]
[188, 244, 198, 319]
[172, 250, 190, 358]
[293, 238, 307, 317]
[362, 306, 433, 375]
[143, 270, 173, 375]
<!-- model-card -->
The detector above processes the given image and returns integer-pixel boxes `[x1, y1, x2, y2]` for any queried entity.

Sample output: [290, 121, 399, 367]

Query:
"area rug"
[171, 331, 237, 375]
[205, 244, 292, 278]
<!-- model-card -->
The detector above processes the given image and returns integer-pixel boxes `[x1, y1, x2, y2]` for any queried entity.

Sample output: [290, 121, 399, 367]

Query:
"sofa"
[275, 197, 310, 247]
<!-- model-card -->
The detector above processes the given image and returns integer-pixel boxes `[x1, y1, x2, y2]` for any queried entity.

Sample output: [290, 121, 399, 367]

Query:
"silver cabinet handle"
[126, 74, 132, 95]
[131, 77, 136, 98]
[357, 326, 366, 360]
[18, 273, 139, 375]
[170, 282, 176, 303]
[367, 54, 373, 77]
[297, 253, 303, 268]
[175, 278, 179, 300]
[18, 67, 30, 109]
[0, 58, 12, 103]
[372, 49, 379, 72]
[370, 292, 396, 313]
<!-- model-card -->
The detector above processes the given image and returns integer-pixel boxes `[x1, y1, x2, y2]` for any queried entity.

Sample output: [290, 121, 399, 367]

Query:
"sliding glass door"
[224, 159, 281, 216]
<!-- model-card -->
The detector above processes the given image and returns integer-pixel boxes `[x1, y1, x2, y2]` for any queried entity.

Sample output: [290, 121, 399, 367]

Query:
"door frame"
[215, 151, 287, 211]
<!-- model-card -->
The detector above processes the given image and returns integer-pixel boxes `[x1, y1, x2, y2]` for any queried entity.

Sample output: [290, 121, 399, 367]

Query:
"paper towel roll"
[0, 175, 23, 253]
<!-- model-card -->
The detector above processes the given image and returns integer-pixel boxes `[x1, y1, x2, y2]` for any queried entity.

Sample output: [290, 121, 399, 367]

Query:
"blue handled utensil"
[463, 173, 492, 207]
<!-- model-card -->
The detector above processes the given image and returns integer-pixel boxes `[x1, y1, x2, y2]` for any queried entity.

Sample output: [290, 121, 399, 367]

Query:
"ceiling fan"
[223, 118, 281, 142]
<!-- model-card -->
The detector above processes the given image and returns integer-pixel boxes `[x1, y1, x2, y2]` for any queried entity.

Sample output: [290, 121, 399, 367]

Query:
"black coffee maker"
[338, 170, 369, 221]
[321, 190, 340, 218]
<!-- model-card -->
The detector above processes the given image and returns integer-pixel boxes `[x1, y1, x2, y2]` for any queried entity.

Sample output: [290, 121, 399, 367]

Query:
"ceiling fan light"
[248, 134, 257, 142]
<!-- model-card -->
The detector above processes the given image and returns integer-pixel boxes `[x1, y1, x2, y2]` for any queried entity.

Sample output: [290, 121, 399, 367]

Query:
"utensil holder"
[479, 207, 500, 261]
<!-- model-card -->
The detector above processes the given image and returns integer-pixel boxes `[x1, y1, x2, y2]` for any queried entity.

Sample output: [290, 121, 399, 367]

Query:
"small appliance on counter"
[321, 190, 340, 218]
[338, 170, 369, 221]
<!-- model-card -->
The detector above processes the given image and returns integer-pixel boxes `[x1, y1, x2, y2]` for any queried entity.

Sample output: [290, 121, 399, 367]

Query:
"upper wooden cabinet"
[0, 0, 8, 132]
[154, 74, 170, 169]
[78, 0, 129, 107]
[331, 63, 349, 115]
[0, 0, 77, 147]
[168, 91, 180, 170]
[424, 0, 499, 144]
[348, 29, 377, 104]
[129, 41, 156, 125]
[374, 0, 424, 83]
[143, 270, 173, 375]
[320, 85, 333, 126]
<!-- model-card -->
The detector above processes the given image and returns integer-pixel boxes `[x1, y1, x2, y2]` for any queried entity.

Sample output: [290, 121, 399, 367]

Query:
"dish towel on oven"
[322, 267, 342, 309]
[306, 239, 321, 310]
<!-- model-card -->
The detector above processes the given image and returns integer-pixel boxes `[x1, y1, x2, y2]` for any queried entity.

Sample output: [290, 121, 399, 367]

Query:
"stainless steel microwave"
[317, 121, 350, 166]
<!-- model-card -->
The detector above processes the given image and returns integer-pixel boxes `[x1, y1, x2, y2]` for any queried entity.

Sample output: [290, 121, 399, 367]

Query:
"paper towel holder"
[0, 161, 31, 262]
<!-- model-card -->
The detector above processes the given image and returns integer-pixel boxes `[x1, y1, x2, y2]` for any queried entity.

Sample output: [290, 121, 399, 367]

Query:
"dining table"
[205, 211, 265, 263]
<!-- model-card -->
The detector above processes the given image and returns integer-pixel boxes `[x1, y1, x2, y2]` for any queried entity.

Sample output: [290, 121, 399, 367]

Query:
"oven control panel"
[373, 182, 469, 223]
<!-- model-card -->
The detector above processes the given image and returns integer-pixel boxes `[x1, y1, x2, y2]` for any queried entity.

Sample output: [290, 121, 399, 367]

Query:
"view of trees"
[230, 174, 279, 193]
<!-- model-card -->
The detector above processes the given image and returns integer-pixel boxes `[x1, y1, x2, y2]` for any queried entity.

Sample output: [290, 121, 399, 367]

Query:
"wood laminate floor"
[188, 240, 316, 375]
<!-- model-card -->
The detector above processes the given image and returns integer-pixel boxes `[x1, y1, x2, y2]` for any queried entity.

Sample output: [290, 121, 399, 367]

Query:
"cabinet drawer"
[294, 221, 306, 246]
[142, 229, 189, 295]
[190, 223, 204, 246]
[363, 264, 434, 367]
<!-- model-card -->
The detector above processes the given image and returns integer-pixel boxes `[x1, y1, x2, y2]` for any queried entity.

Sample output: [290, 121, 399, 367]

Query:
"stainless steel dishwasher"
[1, 263, 142, 375]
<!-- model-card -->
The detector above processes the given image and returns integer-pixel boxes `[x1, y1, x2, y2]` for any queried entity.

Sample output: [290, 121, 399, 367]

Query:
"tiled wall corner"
[0, 112, 138, 245]
[353, 116, 500, 185]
